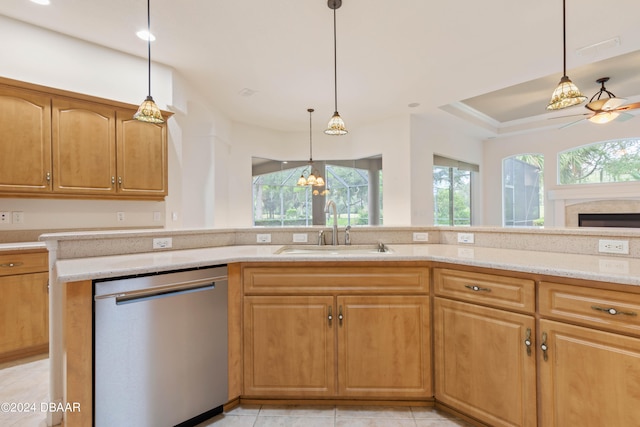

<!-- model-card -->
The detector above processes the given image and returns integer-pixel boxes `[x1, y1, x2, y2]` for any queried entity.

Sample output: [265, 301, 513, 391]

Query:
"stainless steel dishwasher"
[93, 265, 228, 427]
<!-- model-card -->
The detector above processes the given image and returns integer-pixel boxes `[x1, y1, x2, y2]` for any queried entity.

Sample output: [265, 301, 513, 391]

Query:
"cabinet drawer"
[243, 265, 429, 295]
[539, 281, 640, 337]
[434, 268, 535, 313]
[0, 251, 48, 276]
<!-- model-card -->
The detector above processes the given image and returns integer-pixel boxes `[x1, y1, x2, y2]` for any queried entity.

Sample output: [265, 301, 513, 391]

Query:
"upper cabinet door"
[115, 110, 167, 197]
[52, 98, 116, 195]
[0, 86, 52, 193]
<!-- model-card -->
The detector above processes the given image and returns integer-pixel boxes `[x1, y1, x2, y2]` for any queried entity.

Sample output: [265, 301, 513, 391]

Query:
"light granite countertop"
[0, 241, 47, 252]
[53, 243, 640, 287]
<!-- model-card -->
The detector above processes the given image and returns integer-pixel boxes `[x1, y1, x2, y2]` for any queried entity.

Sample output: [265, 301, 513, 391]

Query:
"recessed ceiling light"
[408, 102, 420, 108]
[238, 88, 258, 97]
[136, 30, 156, 42]
[30, 0, 50, 5]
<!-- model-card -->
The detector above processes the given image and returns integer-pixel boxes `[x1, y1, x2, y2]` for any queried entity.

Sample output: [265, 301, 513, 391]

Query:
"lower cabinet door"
[434, 297, 536, 427]
[337, 295, 431, 398]
[539, 319, 640, 427]
[243, 295, 335, 397]
[0, 272, 49, 361]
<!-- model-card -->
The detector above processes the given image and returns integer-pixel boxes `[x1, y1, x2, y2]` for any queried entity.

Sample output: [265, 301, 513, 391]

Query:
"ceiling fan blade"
[559, 118, 586, 129]
[548, 113, 590, 120]
[616, 102, 640, 112]
[616, 112, 635, 122]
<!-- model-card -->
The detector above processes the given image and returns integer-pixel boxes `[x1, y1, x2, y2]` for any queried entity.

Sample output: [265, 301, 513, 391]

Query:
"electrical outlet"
[457, 233, 475, 244]
[116, 212, 125, 222]
[12, 211, 24, 224]
[413, 232, 429, 242]
[0, 212, 10, 224]
[598, 239, 629, 255]
[598, 259, 629, 274]
[293, 233, 308, 243]
[256, 234, 271, 243]
[152, 237, 172, 249]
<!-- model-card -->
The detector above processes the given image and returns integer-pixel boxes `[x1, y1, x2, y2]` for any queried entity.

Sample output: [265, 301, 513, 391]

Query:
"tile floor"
[197, 404, 474, 427]
[0, 357, 473, 427]
[0, 355, 49, 427]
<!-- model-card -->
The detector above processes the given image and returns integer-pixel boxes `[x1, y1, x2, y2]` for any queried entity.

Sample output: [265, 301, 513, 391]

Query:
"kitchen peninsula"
[41, 226, 640, 427]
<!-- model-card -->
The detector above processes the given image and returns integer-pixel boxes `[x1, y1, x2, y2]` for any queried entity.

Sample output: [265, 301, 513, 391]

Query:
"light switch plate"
[0, 212, 10, 224]
[152, 238, 172, 249]
[293, 233, 308, 243]
[413, 232, 428, 242]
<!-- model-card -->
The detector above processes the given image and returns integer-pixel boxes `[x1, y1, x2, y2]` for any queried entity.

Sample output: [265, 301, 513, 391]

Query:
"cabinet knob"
[591, 305, 637, 317]
[1, 262, 24, 268]
[540, 332, 549, 362]
[46, 172, 51, 182]
[338, 305, 344, 326]
[464, 284, 491, 292]
[524, 328, 532, 356]
[328, 306, 333, 327]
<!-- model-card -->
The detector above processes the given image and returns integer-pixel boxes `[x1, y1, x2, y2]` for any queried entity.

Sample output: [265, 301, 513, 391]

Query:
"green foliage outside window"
[559, 139, 640, 184]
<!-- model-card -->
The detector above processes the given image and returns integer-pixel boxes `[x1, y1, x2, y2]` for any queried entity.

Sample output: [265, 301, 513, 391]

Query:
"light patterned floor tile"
[335, 418, 417, 427]
[259, 404, 336, 417]
[336, 405, 413, 419]
[255, 415, 335, 427]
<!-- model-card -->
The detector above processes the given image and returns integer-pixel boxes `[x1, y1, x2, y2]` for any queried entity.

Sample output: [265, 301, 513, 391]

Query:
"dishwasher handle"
[95, 276, 226, 305]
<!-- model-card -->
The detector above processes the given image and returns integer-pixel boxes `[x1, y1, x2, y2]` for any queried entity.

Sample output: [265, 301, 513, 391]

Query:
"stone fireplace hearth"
[566, 200, 640, 227]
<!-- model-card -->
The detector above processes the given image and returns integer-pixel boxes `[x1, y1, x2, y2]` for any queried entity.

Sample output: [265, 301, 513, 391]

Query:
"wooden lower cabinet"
[243, 295, 336, 397]
[0, 271, 49, 362]
[434, 297, 536, 427]
[243, 294, 431, 399]
[538, 319, 640, 427]
[337, 295, 431, 398]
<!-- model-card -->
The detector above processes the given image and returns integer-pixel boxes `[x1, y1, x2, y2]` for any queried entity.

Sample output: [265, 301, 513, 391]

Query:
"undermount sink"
[275, 244, 393, 255]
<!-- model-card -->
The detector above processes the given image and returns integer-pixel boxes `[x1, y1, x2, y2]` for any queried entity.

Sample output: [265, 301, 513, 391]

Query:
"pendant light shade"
[298, 108, 327, 188]
[325, 0, 347, 135]
[134, 0, 164, 123]
[547, 0, 586, 110]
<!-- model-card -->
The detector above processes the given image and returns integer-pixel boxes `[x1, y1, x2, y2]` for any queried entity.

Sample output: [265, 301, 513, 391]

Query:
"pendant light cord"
[308, 108, 314, 162]
[147, 0, 152, 97]
[562, 0, 566, 77]
[332, 7, 338, 113]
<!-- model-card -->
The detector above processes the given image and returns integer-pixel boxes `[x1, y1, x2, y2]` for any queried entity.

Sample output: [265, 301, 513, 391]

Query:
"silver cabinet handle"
[524, 328, 532, 357]
[1, 262, 24, 268]
[591, 305, 637, 317]
[118, 176, 123, 187]
[328, 306, 333, 327]
[46, 171, 51, 182]
[540, 332, 549, 362]
[338, 305, 344, 327]
[464, 284, 491, 292]
[111, 176, 115, 184]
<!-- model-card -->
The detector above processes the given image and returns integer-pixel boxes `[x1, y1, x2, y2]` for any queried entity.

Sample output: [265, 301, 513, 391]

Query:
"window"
[558, 138, 640, 184]
[433, 155, 477, 226]
[252, 157, 382, 227]
[503, 154, 543, 227]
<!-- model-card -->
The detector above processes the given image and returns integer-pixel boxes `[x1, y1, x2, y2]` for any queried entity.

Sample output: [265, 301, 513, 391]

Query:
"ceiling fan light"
[325, 112, 348, 135]
[588, 111, 619, 124]
[547, 76, 587, 110]
[134, 95, 165, 123]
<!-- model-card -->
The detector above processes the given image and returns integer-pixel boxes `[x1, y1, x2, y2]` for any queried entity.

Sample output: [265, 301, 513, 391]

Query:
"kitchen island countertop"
[53, 243, 640, 287]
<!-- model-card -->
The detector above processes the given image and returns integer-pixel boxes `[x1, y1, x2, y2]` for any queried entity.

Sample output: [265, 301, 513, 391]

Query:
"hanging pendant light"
[546, 0, 586, 110]
[298, 108, 327, 188]
[325, 0, 348, 135]
[134, 0, 165, 123]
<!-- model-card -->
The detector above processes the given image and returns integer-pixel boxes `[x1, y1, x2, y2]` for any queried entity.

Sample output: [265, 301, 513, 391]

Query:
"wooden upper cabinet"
[116, 110, 167, 196]
[52, 98, 116, 195]
[0, 85, 52, 193]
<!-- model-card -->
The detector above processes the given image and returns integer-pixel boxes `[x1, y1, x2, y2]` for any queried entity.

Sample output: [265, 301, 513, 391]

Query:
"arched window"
[503, 154, 544, 227]
[558, 138, 640, 185]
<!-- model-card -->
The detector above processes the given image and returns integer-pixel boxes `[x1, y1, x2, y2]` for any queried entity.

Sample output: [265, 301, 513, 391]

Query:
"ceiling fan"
[555, 77, 640, 128]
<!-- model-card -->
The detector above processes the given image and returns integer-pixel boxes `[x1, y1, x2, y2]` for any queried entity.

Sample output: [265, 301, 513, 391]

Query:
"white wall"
[0, 16, 174, 230]
[410, 112, 484, 225]
[227, 115, 414, 227]
[0, 16, 234, 232]
[483, 119, 640, 226]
